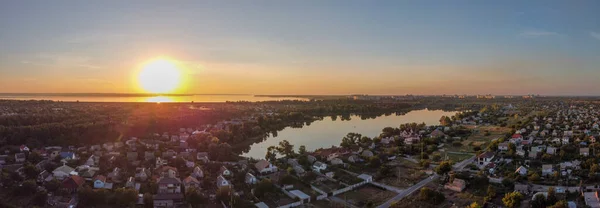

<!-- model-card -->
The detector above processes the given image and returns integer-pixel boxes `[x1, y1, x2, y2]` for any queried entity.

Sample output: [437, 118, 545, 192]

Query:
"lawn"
[444, 152, 475, 163]
[443, 125, 512, 153]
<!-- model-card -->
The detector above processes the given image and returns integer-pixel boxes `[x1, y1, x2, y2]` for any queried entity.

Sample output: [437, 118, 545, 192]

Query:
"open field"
[443, 152, 474, 163]
[339, 185, 397, 207]
[378, 158, 428, 188]
[443, 125, 512, 152]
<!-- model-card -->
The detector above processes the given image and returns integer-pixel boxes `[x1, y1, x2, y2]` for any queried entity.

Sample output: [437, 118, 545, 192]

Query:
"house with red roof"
[62, 175, 85, 193]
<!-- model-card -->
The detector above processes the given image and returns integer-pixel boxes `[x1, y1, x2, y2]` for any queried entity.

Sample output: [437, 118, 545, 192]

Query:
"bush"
[419, 187, 445, 205]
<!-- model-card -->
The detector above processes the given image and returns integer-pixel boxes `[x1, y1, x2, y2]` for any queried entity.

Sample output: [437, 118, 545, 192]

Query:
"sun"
[138, 59, 181, 94]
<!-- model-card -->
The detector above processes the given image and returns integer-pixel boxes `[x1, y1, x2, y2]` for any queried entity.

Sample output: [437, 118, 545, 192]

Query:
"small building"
[255, 160, 278, 174]
[192, 166, 204, 179]
[53, 165, 75, 180]
[583, 192, 600, 208]
[361, 150, 374, 158]
[217, 175, 231, 188]
[14, 153, 26, 163]
[515, 166, 528, 176]
[62, 175, 85, 193]
[581, 148, 590, 157]
[312, 162, 327, 172]
[220, 166, 232, 176]
[444, 179, 466, 192]
[245, 173, 258, 184]
[542, 164, 554, 176]
[330, 158, 344, 166]
[498, 142, 510, 151]
[289, 190, 311, 204]
[183, 176, 201, 191]
[477, 151, 495, 166]
[93, 175, 107, 189]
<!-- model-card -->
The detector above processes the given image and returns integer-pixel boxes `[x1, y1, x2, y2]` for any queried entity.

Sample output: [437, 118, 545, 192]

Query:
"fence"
[332, 180, 369, 196]
[370, 181, 403, 193]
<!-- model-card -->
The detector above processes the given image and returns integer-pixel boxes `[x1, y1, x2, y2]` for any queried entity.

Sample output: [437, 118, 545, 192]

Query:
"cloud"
[519, 29, 561, 38]
[591, 32, 600, 40]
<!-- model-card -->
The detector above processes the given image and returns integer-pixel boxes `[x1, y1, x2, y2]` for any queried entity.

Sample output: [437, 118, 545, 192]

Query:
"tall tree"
[502, 192, 524, 208]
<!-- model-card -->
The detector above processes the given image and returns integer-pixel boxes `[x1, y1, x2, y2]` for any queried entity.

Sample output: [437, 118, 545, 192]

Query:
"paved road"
[453, 155, 476, 171]
[377, 174, 439, 208]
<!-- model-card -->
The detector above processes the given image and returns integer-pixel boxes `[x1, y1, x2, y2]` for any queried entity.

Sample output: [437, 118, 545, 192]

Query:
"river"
[241, 109, 459, 159]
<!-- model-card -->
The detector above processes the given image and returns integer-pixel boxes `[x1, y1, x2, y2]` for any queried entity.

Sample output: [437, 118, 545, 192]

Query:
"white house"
[220, 166, 232, 176]
[254, 160, 278, 174]
[216, 175, 231, 188]
[498, 142, 510, 151]
[477, 152, 495, 167]
[312, 161, 327, 172]
[245, 173, 258, 184]
[515, 166, 528, 176]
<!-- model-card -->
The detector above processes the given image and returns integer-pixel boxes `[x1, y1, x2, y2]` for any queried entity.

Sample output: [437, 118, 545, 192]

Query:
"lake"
[241, 109, 459, 159]
[0, 94, 306, 103]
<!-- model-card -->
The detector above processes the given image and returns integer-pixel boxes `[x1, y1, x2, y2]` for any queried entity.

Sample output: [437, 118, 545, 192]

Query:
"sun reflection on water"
[145, 96, 174, 103]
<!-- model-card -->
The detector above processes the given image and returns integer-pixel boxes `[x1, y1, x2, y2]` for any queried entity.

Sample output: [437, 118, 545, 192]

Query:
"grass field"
[443, 125, 512, 152]
[339, 185, 397, 207]
[444, 152, 474, 163]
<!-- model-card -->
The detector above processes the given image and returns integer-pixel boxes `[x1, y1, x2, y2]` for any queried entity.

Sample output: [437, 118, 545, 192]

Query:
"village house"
[196, 152, 209, 163]
[542, 164, 554, 176]
[183, 176, 201, 191]
[19, 145, 29, 152]
[215, 166, 230, 177]
[361, 150, 374, 158]
[157, 166, 178, 178]
[93, 175, 107, 189]
[14, 153, 26, 163]
[107, 167, 122, 182]
[477, 151, 495, 167]
[53, 165, 75, 180]
[583, 191, 600, 208]
[547, 147, 557, 155]
[245, 173, 258, 184]
[445, 179, 466, 192]
[0, 155, 7, 165]
[125, 177, 140, 191]
[348, 155, 360, 163]
[293, 166, 306, 176]
[62, 175, 85, 193]
[498, 142, 510, 151]
[330, 158, 344, 166]
[158, 177, 182, 194]
[144, 152, 155, 161]
[126, 152, 138, 161]
[516, 166, 528, 176]
[581, 148, 590, 157]
[192, 166, 204, 179]
[307, 155, 317, 164]
[135, 168, 150, 181]
[255, 160, 278, 174]
[216, 175, 231, 188]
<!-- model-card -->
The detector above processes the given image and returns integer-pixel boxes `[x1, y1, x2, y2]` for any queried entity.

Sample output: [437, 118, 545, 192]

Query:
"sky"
[0, 0, 599, 95]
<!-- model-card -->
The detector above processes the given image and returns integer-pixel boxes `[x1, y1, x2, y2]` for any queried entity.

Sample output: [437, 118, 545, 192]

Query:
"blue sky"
[0, 0, 599, 95]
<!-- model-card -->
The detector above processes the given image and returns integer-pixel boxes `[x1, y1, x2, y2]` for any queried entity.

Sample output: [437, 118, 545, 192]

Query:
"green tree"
[368, 156, 382, 168]
[546, 187, 557, 205]
[467, 202, 482, 208]
[531, 194, 547, 208]
[502, 191, 524, 208]
[254, 179, 275, 198]
[22, 164, 40, 180]
[143, 193, 154, 208]
[548, 200, 568, 208]
[440, 116, 452, 126]
[265, 146, 277, 162]
[277, 140, 295, 157]
[186, 188, 206, 208]
[435, 161, 453, 175]
[487, 185, 496, 199]
[114, 188, 138, 207]
[528, 173, 541, 182]
[298, 145, 307, 155]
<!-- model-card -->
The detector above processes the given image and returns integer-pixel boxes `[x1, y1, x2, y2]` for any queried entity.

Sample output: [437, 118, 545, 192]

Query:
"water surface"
[241, 109, 458, 159]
